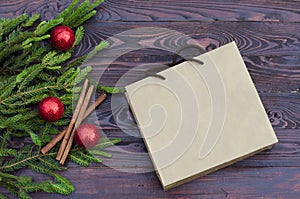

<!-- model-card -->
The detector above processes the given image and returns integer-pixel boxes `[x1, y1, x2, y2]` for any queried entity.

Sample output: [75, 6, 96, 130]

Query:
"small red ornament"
[50, 25, 75, 51]
[74, 123, 100, 149]
[38, 96, 64, 122]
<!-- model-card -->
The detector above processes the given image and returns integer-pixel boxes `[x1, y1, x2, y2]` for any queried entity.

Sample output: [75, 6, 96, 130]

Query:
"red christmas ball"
[38, 96, 64, 122]
[74, 123, 100, 149]
[50, 25, 75, 51]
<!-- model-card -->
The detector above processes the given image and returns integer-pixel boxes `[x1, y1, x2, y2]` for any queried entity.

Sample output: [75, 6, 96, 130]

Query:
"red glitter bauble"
[38, 96, 64, 122]
[74, 123, 101, 149]
[50, 25, 75, 51]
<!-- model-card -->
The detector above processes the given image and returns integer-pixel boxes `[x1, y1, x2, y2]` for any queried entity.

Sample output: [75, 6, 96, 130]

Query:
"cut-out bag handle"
[145, 44, 206, 80]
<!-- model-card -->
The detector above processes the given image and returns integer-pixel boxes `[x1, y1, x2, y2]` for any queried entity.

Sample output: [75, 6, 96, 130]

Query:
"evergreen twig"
[0, 0, 123, 198]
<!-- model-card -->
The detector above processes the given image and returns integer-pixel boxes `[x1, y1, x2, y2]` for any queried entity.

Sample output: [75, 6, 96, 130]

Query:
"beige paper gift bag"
[125, 42, 278, 190]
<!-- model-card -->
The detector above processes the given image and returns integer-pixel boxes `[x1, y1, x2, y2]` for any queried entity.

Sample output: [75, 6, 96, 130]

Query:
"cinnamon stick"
[40, 93, 107, 154]
[41, 129, 66, 154]
[83, 93, 107, 119]
[60, 85, 95, 165]
[56, 79, 89, 160]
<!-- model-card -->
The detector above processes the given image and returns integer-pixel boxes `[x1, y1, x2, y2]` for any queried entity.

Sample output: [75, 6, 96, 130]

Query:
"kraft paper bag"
[125, 42, 278, 190]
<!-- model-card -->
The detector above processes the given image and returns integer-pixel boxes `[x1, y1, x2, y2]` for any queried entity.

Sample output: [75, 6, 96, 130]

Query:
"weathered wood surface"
[1, 0, 300, 22]
[10, 166, 300, 199]
[0, 0, 300, 198]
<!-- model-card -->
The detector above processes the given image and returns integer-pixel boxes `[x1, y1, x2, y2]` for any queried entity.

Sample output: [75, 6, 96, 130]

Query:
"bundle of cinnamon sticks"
[41, 79, 107, 165]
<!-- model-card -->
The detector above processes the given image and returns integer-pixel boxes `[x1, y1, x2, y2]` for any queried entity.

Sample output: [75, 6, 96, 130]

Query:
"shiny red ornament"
[38, 96, 64, 122]
[50, 25, 75, 51]
[74, 123, 101, 149]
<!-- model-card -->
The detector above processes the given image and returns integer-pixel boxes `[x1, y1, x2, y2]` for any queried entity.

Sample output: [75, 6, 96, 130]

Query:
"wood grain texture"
[95, 0, 300, 22]
[75, 21, 300, 94]
[88, 92, 300, 131]
[63, 128, 300, 169]
[0, 0, 299, 198]
[6, 166, 300, 198]
[1, 0, 300, 22]
[78, 21, 300, 57]
[81, 56, 300, 93]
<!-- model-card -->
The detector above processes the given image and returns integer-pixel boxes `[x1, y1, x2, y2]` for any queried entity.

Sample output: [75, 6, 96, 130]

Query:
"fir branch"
[88, 77, 125, 94]
[17, 176, 33, 185]
[38, 157, 66, 171]
[52, 119, 70, 127]
[0, 114, 24, 129]
[71, 10, 97, 28]
[34, 18, 63, 36]
[56, 0, 80, 20]
[0, 30, 33, 51]
[97, 84, 125, 94]
[0, 43, 24, 64]
[0, 193, 8, 199]
[0, 149, 17, 156]
[22, 34, 50, 47]
[62, 0, 104, 28]
[28, 131, 42, 147]
[57, 67, 75, 84]
[22, 181, 54, 193]
[1, 83, 64, 106]
[66, 54, 88, 69]
[1, 156, 33, 172]
[90, 150, 112, 158]
[76, 150, 102, 163]
[0, 1, 123, 198]
[0, 77, 16, 101]
[95, 137, 122, 148]
[21, 14, 40, 28]
[39, 123, 52, 148]
[0, 151, 58, 172]
[86, 40, 109, 60]
[16, 63, 45, 91]
[50, 183, 73, 195]
[68, 152, 89, 166]
[73, 26, 85, 47]
[18, 190, 31, 199]
[0, 13, 28, 37]
[0, 131, 10, 163]
[73, 66, 92, 85]
[0, 171, 20, 180]
[63, 67, 80, 86]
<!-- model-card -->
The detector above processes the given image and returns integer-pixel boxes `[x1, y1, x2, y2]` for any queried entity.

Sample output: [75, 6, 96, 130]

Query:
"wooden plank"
[59, 128, 300, 169]
[13, 166, 300, 198]
[74, 21, 300, 93]
[1, 0, 300, 22]
[78, 21, 300, 57]
[89, 93, 300, 131]
[84, 55, 300, 93]
[20, 127, 300, 169]
[0, 1, 298, 198]
[97, 0, 300, 22]
[4, 128, 299, 198]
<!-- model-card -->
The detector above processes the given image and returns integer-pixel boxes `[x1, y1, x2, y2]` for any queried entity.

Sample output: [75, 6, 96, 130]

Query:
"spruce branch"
[56, 0, 80, 20]
[34, 18, 63, 36]
[0, 0, 123, 198]
[73, 26, 85, 47]
[21, 14, 40, 28]
[62, 0, 104, 28]
[0, 13, 28, 38]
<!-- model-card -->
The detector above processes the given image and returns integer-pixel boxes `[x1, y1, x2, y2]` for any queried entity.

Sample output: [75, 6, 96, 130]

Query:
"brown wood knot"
[206, 43, 217, 51]
[268, 110, 283, 126]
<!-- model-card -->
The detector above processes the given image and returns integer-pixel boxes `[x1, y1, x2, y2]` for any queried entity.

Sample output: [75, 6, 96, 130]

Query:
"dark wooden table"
[1, 0, 300, 198]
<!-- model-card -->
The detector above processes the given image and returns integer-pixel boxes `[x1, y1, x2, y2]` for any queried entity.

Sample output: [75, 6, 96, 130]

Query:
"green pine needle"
[0, 193, 8, 199]
[0, 0, 123, 198]
[21, 14, 40, 28]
